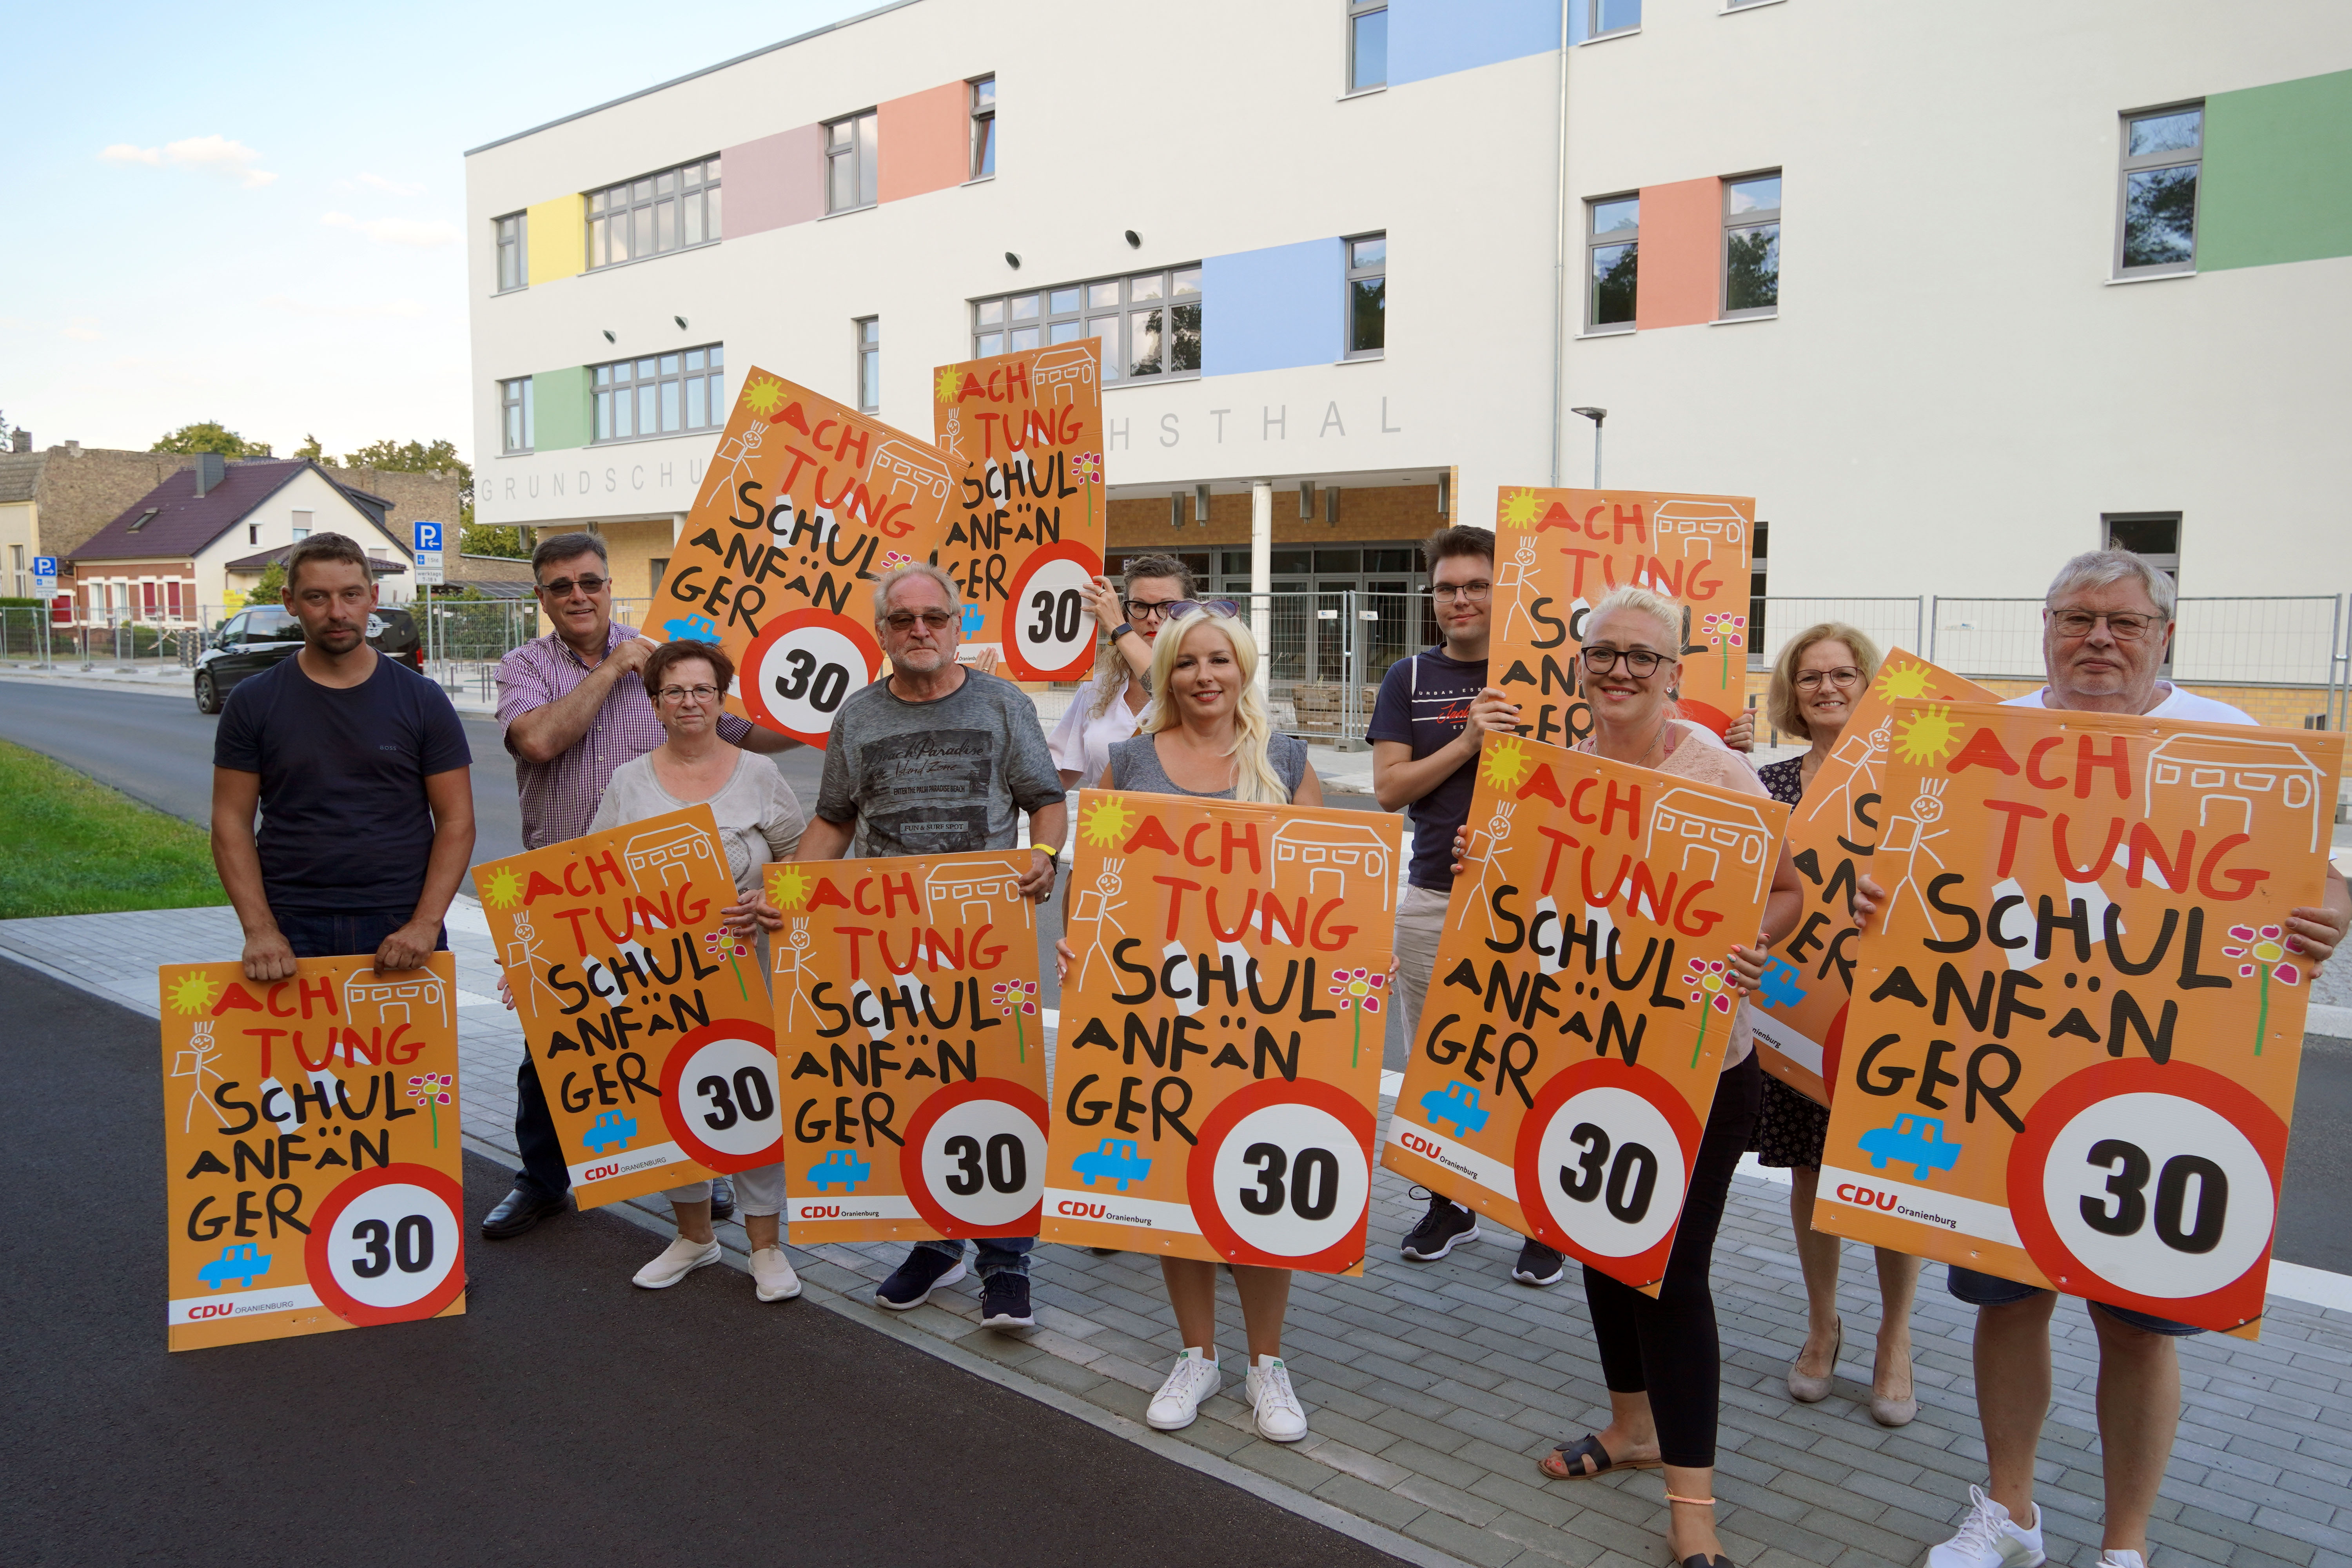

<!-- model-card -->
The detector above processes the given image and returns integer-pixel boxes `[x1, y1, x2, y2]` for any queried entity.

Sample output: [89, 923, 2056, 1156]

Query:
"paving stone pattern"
[9, 903, 2350, 1568]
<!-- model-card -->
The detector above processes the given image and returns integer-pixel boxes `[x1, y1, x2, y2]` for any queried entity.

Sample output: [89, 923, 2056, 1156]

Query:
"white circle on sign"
[917, 1096, 1048, 1231]
[328, 1181, 460, 1312]
[1209, 1102, 1371, 1261]
[1532, 1085, 1688, 1259]
[680, 1034, 785, 1161]
[1010, 553, 1097, 674]
[2039, 1091, 2273, 1301]
[754, 620, 869, 738]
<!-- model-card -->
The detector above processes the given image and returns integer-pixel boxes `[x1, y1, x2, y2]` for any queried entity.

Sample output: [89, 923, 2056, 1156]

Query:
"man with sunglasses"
[480, 532, 799, 1240]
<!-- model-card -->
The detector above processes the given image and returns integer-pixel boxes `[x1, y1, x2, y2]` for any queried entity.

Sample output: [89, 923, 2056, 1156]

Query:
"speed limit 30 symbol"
[304, 1164, 467, 1327]
[1188, 1079, 1375, 1271]
[741, 608, 883, 746]
[660, 1020, 785, 1174]
[2008, 1060, 2286, 1331]
[1514, 1058, 1703, 1288]
[901, 1078, 1050, 1237]
[1000, 541, 1104, 682]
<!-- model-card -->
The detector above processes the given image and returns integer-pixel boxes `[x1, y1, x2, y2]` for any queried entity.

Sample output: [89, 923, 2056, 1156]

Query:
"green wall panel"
[2200, 68, 2352, 270]
[532, 366, 594, 452]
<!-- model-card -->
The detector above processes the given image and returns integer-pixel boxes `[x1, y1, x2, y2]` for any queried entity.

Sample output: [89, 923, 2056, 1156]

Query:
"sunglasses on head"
[1169, 598, 1241, 622]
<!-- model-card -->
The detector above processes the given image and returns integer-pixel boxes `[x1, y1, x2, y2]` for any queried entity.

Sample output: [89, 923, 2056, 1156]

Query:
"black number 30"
[2080, 1138, 2227, 1254]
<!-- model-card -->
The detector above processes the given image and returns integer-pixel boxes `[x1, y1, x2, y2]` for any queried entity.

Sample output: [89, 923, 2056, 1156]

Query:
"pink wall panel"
[1634, 177, 1720, 331]
[877, 80, 970, 204]
[721, 122, 824, 238]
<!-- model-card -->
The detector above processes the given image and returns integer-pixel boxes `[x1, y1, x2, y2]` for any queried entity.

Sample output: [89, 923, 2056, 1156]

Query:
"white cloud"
[100, 134, 277, 189]
[61, 327, 103, 342]
[356, 172, 425, 197]
[321, 211, 460, 248]
[260, 293, 428, 320]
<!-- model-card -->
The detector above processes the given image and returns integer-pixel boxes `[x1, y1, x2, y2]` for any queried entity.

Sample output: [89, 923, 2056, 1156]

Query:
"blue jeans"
[276, 907, 446, 963]
[915, 1235, 1033, 1279]
[1947, 1265, 2204, 1337]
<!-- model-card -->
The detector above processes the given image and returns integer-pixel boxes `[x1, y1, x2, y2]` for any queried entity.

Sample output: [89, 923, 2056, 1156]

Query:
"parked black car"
[193, 605, 423, 713]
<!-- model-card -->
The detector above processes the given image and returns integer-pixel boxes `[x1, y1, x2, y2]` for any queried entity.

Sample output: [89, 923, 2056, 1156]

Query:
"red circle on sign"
[659, 1018, 785, 1174]
[1000, 540, 1105, 682]
[1187, 1077, 1375, 1272]
[2007, 1059, 2285, 1331]
[303, 1163, 468, 1327]
[739, 607, 883, 746]
[899, 1077, 1050, 1238]
[1514, 1056, 1706, 1288]
[1820, 999, 1851, 1107]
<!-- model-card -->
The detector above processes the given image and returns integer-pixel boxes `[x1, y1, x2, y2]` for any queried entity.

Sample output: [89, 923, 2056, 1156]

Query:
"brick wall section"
[1107, 483, 1452, 549]
[316, 464, 462, 553]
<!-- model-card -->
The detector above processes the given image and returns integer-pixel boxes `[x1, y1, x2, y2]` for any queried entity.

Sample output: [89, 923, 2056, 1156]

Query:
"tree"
[154, 421, 273, 459]
[338, 437, 475, 533]
[460, 524, 534, 560]
[252, 561, 287, 602]
[294, 433, 326, 460]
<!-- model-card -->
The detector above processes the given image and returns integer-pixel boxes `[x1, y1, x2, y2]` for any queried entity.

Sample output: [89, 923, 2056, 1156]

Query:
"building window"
[1587, 195, 1639, 330]
[1345, 233, 1385, 358]
[969, 78, 996, 179]
[1348, 1, 1387, 91]
[826, 111, 879, 214]
[248, 524, 260, 546]
[291, 510, 312, 541]
[495, 212, 528, 291]
[593, 344, 725, 443]
[586, 157, 721, 270]
[2118, 103, 2201, 275]
[1722, 172, 1780, 317]
[855, 318, 881, 412]
[2104, 513, 2181, 586]
[500, 377, 535, 453]
[973, 267, 1201, 382]
[1588, 0, 1641, 38]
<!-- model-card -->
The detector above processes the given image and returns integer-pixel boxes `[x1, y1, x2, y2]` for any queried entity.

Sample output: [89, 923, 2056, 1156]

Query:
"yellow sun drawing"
[768, 864, 812, 911]
[479, 865, 524, 909]
[1081, 795, 1135, 849]
[167, 971, 219, 1016]
[743, 376, 786, 417]
[1499, 488, 1544, 530]
[1893, 704, 1963, 765]
[1480, 736, 1531, 792]
[934, 366, 962, 403]
[1876, 662, 1933, 702]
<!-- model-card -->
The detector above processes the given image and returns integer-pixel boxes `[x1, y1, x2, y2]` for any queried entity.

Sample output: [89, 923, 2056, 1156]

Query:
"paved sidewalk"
[10, 902, 2352, 1568]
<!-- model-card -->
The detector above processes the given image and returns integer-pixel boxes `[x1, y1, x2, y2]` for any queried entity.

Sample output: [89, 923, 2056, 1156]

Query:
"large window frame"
[826, 110, 880, 215]
[1344, 233, 1386, 359]
[586, 157, 721, 271]
[500, 377, 535, 454]
[2116, 102, 2203, 278]
[1587, 0, 1641, 39]
[1347, 1, 1387, 93]
[495, 212, 528, 292]
[1586, 194, 1639, 332]
[969, 78, 996, 180]
[1721, 171, 1781, 319]
[971, 266, 1202, 384]
[592, 344, 726, 445]
[855, 318, 881, 413]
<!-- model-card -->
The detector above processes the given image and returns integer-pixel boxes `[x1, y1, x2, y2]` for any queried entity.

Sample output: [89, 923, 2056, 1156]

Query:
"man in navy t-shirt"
[211, 534, 474, 978]
[1367, 524, 1566, 1286]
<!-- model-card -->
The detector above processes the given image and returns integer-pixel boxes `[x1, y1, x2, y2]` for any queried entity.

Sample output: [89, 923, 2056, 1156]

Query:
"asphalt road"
[0, 960, 1405, 1568]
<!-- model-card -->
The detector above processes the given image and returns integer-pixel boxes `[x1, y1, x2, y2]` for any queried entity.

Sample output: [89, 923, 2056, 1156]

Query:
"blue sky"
[2, 0, 873, 465]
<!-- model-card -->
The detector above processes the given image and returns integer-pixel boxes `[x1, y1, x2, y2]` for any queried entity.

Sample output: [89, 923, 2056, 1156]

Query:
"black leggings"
[1579, 1051, 1762, 1469]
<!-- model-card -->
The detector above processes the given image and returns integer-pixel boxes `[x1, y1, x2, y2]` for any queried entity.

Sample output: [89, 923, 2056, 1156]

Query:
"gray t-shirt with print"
[814, 668, 1063, 857]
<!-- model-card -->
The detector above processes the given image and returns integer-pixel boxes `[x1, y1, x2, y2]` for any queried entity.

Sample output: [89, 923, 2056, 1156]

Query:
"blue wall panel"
[1389, 0, 1561, 86]
[1201, 239, 1341, 377]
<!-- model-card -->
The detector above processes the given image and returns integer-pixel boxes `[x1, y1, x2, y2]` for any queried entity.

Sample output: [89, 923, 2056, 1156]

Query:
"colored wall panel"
[1201, 238, 1342, 376]
[878, 81, 970, 203]
[526, 194, 585, 283]
[1390, 0, 1561, 86]
[2200, 69, 2352, 271]
[1633, 177, 1718, 330]
[532, 366, 594, 452]
[721, 123, 825, 237]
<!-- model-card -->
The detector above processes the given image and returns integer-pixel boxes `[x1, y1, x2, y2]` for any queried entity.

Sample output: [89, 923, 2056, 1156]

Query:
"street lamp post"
[1570, 406, 1608, 488]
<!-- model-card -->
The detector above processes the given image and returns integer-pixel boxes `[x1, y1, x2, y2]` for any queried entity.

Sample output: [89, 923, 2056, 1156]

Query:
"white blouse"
[1050, 676, 1147, 787]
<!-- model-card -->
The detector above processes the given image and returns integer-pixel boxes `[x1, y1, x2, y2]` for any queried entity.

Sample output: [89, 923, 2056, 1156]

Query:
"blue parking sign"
[33, 555, 56, 590]
[412, 521, 443, 554]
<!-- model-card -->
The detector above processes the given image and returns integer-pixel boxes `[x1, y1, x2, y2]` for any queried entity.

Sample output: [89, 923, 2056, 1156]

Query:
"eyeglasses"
[1793, 667, 1865, 691]
[656, 684, 722, 704]
[1167, 599, 1241, 621]
[2049, 609, 2161, 641]
[1580, 646, 1669, 677]
[884, 610, 956, 631]
[537, 574, 609, 598]
[1123, 597, 1183, 621]
[1432, 583, 1494, 604]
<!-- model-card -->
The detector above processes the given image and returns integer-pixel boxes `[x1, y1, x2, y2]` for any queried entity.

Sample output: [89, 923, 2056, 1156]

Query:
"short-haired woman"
[1056, 554, 1200, 788]
[1749, 623, 1922, 1425]
[588, 640, 808, 1303]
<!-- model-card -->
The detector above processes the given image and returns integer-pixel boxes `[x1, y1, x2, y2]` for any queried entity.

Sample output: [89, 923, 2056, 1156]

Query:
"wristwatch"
[1110, 622, 1136, 642]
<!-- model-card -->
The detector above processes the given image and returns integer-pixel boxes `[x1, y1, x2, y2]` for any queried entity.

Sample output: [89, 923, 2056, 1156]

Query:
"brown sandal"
[1538, 1433, 1662, 1481]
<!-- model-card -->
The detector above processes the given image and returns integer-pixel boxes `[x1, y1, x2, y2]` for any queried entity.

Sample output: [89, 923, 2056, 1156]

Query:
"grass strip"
[0, 738, 225, 917]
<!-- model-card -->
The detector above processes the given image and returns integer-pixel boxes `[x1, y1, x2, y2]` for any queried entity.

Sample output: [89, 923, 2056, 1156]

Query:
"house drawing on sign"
[2143, 732, 2327, 853]
[345, 971, 451, 1032]
[1033, 345, 1098, 405]
[926, 858, 1029, 931]
[1273, 818, 1394, 915]
[1646, 789, 1774, 904]
[1650, 499, 1748, 559]
[625, 824, 722, 891]
[872, 440, 955, 516]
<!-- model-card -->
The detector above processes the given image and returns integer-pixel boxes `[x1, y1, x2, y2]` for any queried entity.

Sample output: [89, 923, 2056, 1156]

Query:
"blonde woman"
[1054, 554, 1200, 788]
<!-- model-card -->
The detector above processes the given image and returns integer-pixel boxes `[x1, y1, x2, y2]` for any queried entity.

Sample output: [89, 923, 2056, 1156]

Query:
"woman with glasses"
[1746, 624, 1923, 1427]
[1055, 555, 1199, 789]
[587, 639, 808, 1303]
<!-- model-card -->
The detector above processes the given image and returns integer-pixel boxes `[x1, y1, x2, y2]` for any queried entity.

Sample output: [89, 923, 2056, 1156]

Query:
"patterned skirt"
[1749, 1073, 1830, 1169]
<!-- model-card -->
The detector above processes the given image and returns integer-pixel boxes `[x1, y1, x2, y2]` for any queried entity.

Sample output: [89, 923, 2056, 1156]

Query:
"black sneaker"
[875, 1247, 967, 1310]
[1512, 1238, 1566, 1286]
[710, 1174, 736, 1222]
[1399, 1192, 1480, 1260]
[980, 1272, 1035, 1329]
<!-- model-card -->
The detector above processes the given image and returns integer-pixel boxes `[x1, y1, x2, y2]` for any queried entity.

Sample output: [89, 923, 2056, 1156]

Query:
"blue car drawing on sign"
[1419, 1081, 1491, 1138]
[1857, 1114, 1963, 1181]
[663, 613, 722, 644]
[582, 1110, 638, 1154]
[1072, 1138, 1152, 1193]
[1754, 956, 1807, 1011]
[808, 1150, 872, 1192]
[198, 1243, 272, 1290]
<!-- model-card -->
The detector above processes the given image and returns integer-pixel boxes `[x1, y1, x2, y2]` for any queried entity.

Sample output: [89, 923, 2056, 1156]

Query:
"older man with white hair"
[797, 561, 1066, 1330]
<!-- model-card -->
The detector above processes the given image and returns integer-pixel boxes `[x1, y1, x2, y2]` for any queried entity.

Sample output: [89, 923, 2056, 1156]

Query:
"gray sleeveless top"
[1107, 731, 1310, 800]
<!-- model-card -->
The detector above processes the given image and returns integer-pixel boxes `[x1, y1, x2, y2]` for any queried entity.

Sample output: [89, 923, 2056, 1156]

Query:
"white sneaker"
[2094, 1554, 2147, 1568]
[1927, 1485, 2045, 1568]
[1247, 1354, 1308, 1443]
[751, 1247, 801, 1301]
[1146, 1348, 1221, 1430]
[632, 1236, 721, 1289]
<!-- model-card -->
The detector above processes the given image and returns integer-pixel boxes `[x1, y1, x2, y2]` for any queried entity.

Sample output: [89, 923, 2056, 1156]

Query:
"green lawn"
[0, 739, 226, 918]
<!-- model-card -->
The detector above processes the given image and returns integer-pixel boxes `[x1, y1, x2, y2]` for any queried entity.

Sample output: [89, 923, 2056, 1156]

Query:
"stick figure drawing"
[1070, 858, 1131, 993]
[1879, 778, 1955, 941]
[1453, 801, 1519, 939]
[171, 1020, 226, 1134]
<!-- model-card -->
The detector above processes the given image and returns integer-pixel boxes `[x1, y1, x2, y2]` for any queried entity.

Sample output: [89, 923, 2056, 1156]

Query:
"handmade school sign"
[765, 850, 1049, 1242]
[1748, 652, 1994, 1103]
[1042, 791, 1403, 1272]
[1815, 701, 2342, 1334]
[648, 368, 958, 746]
[161, 955, 466, 1350]
[473, 804, 780, 1209]
[1489, 486, 1755, 743]
[933, 338, 1105, 681]
[1383, 735, 1789, 1294]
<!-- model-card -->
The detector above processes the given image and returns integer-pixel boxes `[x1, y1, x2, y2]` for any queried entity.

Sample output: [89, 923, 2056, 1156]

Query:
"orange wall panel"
[1634, 176, 1719, 331]
[878, 81, 969, 204]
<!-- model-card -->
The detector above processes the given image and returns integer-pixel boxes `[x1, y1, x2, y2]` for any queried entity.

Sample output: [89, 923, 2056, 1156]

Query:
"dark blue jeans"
[276, 907, 446, 962]
[513, 1056, 572, 1202]
[915, 1235, 1033, 1279]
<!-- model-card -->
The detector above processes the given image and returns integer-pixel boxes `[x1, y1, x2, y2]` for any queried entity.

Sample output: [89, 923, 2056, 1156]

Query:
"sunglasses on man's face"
[537, 574, 609, 598]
